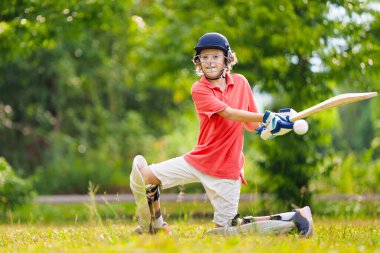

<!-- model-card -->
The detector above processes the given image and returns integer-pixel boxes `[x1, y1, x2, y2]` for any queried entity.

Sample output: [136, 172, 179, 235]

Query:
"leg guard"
[204, 220, 295, 236]
[146, 184, 163, 232]
[130, 155, 152, 233]
[146, 184, 160, 204]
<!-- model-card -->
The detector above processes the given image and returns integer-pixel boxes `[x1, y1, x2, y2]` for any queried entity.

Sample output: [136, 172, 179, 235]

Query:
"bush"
[34, 111, 155, 194]
[0, 157, 34, 214]
[311, 148, 380, 194]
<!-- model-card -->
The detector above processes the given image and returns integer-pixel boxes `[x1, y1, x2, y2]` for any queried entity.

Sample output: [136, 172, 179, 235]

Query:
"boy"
[130, 32, 313, 237]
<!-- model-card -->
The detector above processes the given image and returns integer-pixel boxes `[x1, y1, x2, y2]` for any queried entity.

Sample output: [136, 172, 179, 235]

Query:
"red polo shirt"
[184, 73, 258, 180]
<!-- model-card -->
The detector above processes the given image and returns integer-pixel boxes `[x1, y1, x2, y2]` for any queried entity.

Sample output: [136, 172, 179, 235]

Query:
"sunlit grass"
[1, 218, 379, 253]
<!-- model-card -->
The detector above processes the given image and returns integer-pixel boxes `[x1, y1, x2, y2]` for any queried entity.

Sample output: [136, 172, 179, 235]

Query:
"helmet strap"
[202, 65, 227, 81]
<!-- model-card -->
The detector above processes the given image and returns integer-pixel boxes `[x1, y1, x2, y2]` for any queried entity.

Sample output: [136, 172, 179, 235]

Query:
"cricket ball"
[293, 119, 309, 135]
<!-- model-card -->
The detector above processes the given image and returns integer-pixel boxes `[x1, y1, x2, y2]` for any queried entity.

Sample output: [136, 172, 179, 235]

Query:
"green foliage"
[240, 0, 380, 205]
[35, 111, 155, 194]
[0, 157, 34, 213]
[256, 137, 315, 206]
[312, 149, 380, 194]
[0, 0, 379, 198]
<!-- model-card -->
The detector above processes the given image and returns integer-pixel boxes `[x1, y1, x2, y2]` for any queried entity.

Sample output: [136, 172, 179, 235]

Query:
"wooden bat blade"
[290, 92, 378, 122]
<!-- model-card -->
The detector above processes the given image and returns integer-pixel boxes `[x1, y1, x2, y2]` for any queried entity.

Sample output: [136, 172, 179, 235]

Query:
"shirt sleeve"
[191, 85, 228, 118]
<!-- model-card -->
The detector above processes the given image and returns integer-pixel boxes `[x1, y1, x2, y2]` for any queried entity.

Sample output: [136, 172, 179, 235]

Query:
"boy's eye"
[200, 54, 224, 62]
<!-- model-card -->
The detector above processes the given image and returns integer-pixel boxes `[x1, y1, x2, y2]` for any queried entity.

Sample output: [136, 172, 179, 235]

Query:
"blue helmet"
[194, 32, 232, 57]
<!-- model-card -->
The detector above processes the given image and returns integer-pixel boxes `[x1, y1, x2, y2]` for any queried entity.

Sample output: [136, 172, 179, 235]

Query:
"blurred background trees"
[0, 0, 379, 207]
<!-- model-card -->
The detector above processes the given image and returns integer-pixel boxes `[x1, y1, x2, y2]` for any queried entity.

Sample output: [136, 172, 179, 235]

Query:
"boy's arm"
[244, 122, 261, 132]
[217, 106, 263, 123]
[218, 107, 263, 131]
[218, 107, 295, 139]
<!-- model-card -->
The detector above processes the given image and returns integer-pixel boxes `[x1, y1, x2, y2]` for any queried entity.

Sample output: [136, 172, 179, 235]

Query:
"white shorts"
[149, 156, 241, 226]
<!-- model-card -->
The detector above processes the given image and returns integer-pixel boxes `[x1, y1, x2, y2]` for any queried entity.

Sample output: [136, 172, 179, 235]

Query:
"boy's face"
[199, 49, 225, 78]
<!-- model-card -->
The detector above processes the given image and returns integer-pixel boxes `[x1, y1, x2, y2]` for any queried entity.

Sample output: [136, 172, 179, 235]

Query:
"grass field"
[1, 218, 380, 253]
[1, 199, 379, 252]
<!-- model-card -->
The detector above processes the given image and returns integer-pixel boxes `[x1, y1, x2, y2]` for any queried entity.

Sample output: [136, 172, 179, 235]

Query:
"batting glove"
[277, 108, 297, 121]
[257, 110, 294, 140]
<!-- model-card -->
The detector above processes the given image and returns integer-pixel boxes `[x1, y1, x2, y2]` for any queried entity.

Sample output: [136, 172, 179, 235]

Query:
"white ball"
[293, 119, 309, 135]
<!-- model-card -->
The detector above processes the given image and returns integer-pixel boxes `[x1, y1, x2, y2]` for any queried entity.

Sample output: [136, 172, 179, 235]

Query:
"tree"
[0, 0, 378, 198]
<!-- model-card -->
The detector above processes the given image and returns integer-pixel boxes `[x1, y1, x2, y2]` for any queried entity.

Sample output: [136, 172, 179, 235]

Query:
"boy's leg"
[199, 175, 242, 227]
[200, 178, 293, 236]
[130, 155, 171, 234]
[130, 155, 152, 233]
[131, 156, 200, 234]
[146, 184, 171, 234]
[199, 173, 312, 237]
[245, 207, 313, 237]
[207, 207, 313, 237]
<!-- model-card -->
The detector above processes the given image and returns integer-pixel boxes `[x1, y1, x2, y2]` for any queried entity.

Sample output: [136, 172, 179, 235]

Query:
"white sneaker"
[292, 206, 314, 238]
[133, 222, 172, 235]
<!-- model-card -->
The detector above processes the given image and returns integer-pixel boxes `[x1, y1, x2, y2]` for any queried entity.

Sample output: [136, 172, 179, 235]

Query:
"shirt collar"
[199, 73, 235, 89]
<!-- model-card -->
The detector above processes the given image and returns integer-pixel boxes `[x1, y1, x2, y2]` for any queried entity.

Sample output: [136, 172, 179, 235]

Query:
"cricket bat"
[289, 92, 378, 122]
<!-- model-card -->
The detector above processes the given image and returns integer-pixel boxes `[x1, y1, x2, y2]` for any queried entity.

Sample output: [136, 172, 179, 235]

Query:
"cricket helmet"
[194, 32, 232, 57]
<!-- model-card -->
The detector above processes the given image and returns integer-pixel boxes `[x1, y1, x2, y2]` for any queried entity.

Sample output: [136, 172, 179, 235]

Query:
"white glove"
[256, 110, 295, 140]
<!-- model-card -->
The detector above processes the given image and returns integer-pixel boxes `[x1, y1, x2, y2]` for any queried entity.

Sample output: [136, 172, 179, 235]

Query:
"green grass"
[4, 198, 380, 225]
[2, 199, 380, 252]
[1, 218, 379, 253]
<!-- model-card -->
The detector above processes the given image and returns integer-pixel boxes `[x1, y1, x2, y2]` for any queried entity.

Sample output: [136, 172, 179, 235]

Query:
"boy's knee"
[140, 166, 161, 185]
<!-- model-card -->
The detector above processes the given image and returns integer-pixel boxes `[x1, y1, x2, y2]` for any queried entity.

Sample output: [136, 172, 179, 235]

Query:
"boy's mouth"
[205, 65, 221, 73]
